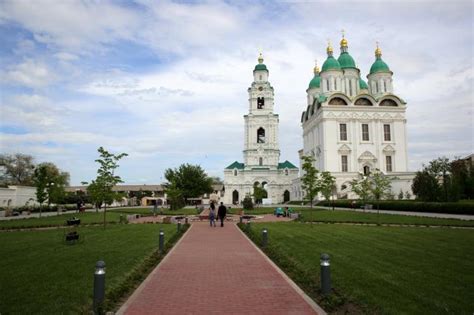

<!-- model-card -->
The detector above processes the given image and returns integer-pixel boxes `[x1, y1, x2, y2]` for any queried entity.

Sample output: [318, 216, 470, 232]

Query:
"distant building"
[293, 35, 415, 200]
[0, 186, 38, 208]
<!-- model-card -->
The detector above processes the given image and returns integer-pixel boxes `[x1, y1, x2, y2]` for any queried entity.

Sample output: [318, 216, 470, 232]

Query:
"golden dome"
[340, 38, 348, 47]
[258, 53, 264, 64]
[375, 42, 382, 58]
[326, 40, 333, 54]
[313, 61, 320, 74]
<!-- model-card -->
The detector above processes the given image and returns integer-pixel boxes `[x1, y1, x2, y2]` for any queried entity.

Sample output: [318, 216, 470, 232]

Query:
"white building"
[292, 35, 414, 200]
[224, 54, 299, 204]
[0, 186, 38, 208]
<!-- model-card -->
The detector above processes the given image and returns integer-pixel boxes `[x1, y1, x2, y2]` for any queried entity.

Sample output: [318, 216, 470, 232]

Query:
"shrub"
[242, 196, 253, 210]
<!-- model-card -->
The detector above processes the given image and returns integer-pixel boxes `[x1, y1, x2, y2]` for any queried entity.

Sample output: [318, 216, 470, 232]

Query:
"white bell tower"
[243, 53, 280, 168]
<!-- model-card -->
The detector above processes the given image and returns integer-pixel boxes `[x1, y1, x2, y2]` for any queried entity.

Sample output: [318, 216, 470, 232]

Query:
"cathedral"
[292, 34, 415, 200]
[223, 54, 299, 204]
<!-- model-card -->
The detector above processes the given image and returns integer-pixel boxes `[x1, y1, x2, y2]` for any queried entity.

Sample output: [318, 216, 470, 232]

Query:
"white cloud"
[4, 59, 56, 88]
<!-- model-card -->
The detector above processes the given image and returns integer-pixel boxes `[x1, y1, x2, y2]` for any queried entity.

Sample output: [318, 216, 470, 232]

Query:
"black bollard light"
[93, 260, 106, 314]
[239, 216, 243, 224]
[262, 228, 268, 248]
[320, 253, 331, 295]
[159, 229, 164, 254]
[185, 217, 188, 224]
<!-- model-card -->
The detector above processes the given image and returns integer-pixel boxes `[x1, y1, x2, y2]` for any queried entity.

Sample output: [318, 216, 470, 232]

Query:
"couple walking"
[209, 202, 226, 227]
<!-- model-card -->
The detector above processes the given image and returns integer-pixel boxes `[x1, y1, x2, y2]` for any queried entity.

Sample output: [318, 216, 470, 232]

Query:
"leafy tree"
[86, 147, 128, 228]
[242, 195, 254, 210]
[165, 182, 185, 210]
[253, 184, 267, 204]
[301, 155, 320, 222]
[370, 169, 392, 210]
[33, 162, 70, 217]
[164, 164, 213, 207]
[0, 153, 35, 185]
[350, 173, 373, 204]
[412, 169, 441, 201]
[405, 191, 411, 200]
[319, 171, 336, 208]
[429, 157, 451, 202]
[398, 189, 404, 200]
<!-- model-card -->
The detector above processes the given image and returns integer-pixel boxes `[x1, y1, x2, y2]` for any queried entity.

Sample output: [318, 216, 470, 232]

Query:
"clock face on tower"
[258, 86, 263, 91]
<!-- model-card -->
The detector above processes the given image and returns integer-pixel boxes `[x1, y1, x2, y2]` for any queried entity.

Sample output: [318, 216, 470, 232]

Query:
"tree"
[252, 184, 267, 204]
[398, 189, 404, 200]
[370, 169, 392, 210]
[33, 162, 70, 217]
[350, 173, 373, 204]
[0, 153, 35, 185]
[301, 155, 320, 222]
[165, 182, 185, 210]
[164, 164, 213, 208]
[319, 171, 336, 208]
[86, 147, 128, 228]
[242, 195, 254, 210]
[429, 157, 451, 202]
[412, 169, 441, 201]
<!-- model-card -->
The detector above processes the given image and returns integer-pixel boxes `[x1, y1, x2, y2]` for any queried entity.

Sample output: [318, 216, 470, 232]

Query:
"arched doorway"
[232, 190, 239, 205]
[283, 190, 290, 203]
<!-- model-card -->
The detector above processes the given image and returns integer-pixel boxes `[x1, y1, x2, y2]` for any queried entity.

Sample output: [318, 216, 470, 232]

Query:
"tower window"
[234, 169, 238, 176]
[326, 79, 329, 91]
[341, 155, 348, 172]
[259, 75, 262, 80]
[349, 81, 352, 96]
[386, 156, 393, 172]
[362, 124, 369, 141]
[257, 127, 265, 143]
[259, 157, 263, 166]
[383, 124, 391, 141]
[285, 169, 289, 175]
[257, 97, 265, 109]
[340, 123, 347, 141]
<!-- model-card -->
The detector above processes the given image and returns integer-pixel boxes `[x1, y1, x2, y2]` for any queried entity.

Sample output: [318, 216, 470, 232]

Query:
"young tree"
[429, 157, 451, 202]
[301, 155, 320, 222]
[412, 169, 441, 201]
[252, 185, 267, 205]
[350, 173, 372, 204]
[0, 153, 35, 185]
[33, 162, 70, 216]
[87, 147, 128, 228]
[398, 189, 404, 200]
[165, 182, 185, 210]
[370, 169, 392, 211]
[164, 164, 213, 206]
[319, 171, 336, 209]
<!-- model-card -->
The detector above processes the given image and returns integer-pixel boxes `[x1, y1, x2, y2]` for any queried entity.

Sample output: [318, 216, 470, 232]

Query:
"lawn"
[0, 211, 123, 229]
[244, 222, 474, 314]
[109, 207, 200, 216]
[0, 224, 179, 314]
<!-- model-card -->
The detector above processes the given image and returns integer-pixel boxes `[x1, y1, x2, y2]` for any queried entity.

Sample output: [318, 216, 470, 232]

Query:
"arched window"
[363, 165, 370, 176]
[285, 169, 289, 175]
[257, 127, 265, 143]
[384, 81, 387, 92]
[326, 79, 329, 91]
[257, 97, 264, 109]
[259, 157, 263, 166]
[259, 75, 262, 80]
[380, 99, 398, 107]
[375, 82, 378, 93]
[329, 97, 347, 105]
[355, 98, 373, 106]
[233, 169, 238, 176]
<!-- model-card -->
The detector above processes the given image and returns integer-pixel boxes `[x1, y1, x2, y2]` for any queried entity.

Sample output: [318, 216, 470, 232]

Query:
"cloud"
[4, 59, 56, 88]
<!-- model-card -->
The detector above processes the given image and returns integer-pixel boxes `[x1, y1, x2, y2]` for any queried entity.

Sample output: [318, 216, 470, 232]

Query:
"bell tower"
[243, 53, 280, 168]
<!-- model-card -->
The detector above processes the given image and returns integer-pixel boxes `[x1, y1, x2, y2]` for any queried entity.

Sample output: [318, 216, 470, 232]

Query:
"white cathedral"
[224, 34, 414, 204]
[292, 35, 414, 200]
[223, 54, 299, 205]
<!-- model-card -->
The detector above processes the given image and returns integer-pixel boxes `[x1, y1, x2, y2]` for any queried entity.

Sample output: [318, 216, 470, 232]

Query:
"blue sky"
[0, 0, 472, 185]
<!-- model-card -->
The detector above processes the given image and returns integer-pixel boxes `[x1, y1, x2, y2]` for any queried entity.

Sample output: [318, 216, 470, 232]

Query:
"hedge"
[319, 200, 474, 215]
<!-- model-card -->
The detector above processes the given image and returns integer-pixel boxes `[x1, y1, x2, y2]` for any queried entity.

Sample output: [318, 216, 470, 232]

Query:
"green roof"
[278, 160, 298, 169]
[308, 74, 320, 89]
[337, 52, 356, 69]
[254, 64, 268, 71]
[321, 56, 341, 72]
[225, 161, 244, 169]
[359, 78, 368, 90]
[369, 57, 390, 74]
[318, 95, 327, 103]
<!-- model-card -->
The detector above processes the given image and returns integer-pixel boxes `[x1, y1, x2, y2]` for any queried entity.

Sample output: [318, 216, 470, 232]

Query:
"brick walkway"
[117, 222, 325, 315]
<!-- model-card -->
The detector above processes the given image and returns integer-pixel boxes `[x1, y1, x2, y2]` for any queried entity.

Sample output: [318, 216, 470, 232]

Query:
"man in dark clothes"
[217, 202, 227, 227]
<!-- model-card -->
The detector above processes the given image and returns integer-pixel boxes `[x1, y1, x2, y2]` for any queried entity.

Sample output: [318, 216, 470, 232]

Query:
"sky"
[0, 0, 472, 185]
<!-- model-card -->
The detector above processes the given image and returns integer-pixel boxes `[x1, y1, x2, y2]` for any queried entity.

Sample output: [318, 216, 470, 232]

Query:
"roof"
[359, 78, 369, 89]
[370, 57, 390, 74]
[321, 56, 341, 72]
[308, 74, 320, 89]
[225, 161, 245, 169]
[254, 64, 268, 71]
[337, 52, 356, 69]
[278, 160, 298, 169]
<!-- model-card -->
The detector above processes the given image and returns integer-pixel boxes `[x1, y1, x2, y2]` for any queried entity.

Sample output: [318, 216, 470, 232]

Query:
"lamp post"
[93, 260, 106, 314]
[262, 228, 268, 248]
[320, 254, 331, 295]
[159, 229, 164, 254]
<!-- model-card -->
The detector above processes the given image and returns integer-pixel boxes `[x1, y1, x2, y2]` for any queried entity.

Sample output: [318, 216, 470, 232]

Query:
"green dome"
[308, 74, 320, 89]
[254, 63, 268, 71]
[337, 52, 356, 69]
[370, 57, 390, 74]
[359, 78, 368, 90]
[321, 56, 341, 72]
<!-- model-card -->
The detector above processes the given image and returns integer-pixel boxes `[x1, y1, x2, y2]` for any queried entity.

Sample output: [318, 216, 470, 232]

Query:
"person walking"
[217, 202, 227, 227]
[209, 202, 216, 227]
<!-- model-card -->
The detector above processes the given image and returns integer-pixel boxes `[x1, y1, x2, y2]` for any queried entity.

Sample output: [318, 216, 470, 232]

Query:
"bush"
[242, 196, 253, 210]
[320, 200, 474, 215]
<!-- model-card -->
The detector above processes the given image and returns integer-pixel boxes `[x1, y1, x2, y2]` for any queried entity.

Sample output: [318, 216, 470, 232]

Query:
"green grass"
[244, 222, 474, 314]
[0, 224, 179, 314]
[0, 211, 123, 229]
[109, 207, 199, 216]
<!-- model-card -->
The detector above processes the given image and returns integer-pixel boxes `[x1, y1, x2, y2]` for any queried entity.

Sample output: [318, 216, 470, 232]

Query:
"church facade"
[223, 55, 298, 205]
[292, 35, 415, 200]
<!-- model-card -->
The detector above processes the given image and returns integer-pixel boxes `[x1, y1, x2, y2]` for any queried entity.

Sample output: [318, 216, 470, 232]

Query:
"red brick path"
[117, 222, 324, 315]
